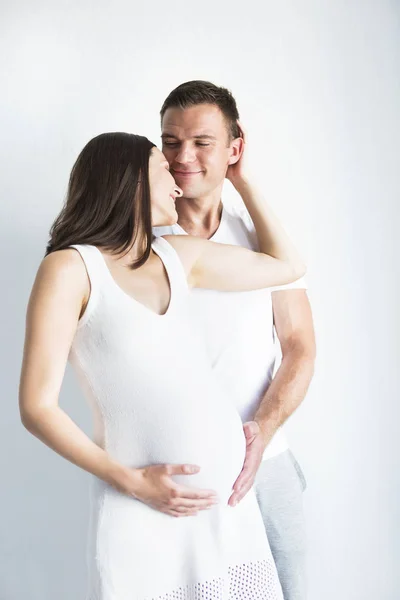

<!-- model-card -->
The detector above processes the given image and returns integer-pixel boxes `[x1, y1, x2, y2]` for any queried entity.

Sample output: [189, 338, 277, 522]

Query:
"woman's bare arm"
[19, 250, 120, 481]
[165, 121, 305, 291]
[164, 181, 305, 292]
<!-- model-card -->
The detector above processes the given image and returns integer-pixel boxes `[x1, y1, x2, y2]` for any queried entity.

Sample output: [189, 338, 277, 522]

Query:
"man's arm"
[228, 288, 315, 506]
[254, 288, 316, 445]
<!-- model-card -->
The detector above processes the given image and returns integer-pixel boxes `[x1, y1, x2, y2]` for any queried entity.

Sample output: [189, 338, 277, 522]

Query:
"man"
[153, 80, 316, 600]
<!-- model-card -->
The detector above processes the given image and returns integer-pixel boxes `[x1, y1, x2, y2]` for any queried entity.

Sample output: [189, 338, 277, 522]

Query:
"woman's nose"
[174, 186, 183, 198]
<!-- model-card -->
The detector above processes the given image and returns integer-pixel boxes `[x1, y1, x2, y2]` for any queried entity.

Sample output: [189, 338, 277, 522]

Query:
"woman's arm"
[165, 122, 305, 292]
[19, 251, 217, 516]
[19, 250, 122, 482]
[164, 181, 305, 292]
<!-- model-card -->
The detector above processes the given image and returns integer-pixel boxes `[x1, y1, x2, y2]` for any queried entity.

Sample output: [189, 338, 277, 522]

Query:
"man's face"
[161, 104, 236, 199]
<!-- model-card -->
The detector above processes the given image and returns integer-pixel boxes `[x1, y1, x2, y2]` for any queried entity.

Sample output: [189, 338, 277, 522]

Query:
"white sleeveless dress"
[69, 237, 283, 600]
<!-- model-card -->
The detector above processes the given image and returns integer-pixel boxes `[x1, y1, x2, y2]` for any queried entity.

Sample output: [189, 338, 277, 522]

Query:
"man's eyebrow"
[193, 134, 216, 140]
[161, 133, 217, 141]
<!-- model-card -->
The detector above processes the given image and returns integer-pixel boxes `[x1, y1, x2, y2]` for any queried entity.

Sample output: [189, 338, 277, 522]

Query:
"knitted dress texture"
[69, 237, 283, 600]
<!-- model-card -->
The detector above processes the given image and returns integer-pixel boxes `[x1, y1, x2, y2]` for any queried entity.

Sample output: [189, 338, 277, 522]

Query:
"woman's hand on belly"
[110, 462, 219, 518]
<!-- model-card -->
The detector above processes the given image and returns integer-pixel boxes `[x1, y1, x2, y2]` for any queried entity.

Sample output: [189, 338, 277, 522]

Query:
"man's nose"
[174, 143, 196, 165]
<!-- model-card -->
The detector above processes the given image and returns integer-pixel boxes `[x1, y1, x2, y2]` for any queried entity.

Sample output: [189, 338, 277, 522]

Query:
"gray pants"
[254, 449, 307, 600]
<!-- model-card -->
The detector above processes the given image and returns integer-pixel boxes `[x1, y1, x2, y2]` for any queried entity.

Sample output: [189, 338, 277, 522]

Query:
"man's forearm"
[253, 347, 315, 448]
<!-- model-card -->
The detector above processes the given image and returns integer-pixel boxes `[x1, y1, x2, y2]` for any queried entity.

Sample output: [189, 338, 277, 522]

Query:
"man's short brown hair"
[160, 80, 240, 141]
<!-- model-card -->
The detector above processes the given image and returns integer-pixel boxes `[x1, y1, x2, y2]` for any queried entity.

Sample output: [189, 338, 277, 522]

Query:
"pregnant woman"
[19, 132, 305, 600]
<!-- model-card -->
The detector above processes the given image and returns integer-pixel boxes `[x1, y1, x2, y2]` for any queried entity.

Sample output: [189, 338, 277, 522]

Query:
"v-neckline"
[94, 240, 173, 318]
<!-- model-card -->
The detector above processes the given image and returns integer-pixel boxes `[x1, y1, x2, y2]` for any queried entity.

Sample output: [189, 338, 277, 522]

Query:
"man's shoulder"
[214, 201, 258, 250]
[222, 200, 254, 231]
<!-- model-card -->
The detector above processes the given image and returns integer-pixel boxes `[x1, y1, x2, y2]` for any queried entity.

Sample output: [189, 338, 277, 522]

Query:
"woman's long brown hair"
[47, 132, 156, 269]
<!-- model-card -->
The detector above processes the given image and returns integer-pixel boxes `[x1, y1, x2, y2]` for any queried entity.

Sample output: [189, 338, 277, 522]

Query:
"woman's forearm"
[20, 404, 218, 515]
[21, 404, 135, 492]
[234, 179, 305, 276]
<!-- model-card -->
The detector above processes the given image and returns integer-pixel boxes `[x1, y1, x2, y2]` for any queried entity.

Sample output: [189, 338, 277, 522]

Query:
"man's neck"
[175, 189, 223, 240]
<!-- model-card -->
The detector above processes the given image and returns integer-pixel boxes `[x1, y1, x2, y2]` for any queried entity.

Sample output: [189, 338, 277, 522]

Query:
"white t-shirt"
[153, 202, 307, 460]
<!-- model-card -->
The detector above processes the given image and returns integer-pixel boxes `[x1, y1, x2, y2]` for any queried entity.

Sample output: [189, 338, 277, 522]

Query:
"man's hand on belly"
[228, 421, 264, 507]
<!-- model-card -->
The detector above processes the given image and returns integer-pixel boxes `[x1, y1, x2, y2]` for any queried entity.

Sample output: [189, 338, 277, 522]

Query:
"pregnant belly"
[107, 402, 247, 503]
[165, 410, 247, 502]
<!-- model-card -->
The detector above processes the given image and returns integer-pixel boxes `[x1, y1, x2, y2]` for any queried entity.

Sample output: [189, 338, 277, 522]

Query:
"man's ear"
[228, 137, 244, 165]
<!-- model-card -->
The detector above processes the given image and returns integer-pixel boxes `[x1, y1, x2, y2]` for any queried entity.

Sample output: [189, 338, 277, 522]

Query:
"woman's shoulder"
[25, 248, 91, 327]
[41, 247, 87, 273]
[37, 248, 90, 294]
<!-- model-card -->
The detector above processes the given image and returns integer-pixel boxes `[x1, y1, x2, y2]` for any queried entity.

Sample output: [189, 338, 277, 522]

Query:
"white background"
[1, 1, 399, 598]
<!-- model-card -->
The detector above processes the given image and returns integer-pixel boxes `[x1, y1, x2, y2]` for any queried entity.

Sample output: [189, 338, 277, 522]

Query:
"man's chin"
[178, 182, 219, 201]
[179, 188, 203, 200]
[174, 181, 202, 199]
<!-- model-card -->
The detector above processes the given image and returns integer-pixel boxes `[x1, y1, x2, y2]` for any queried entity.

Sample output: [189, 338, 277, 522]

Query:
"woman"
[19, 132, 305, 600]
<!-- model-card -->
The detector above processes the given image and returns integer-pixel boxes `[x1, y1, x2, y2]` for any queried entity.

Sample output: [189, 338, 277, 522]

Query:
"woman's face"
[148, 148, 182, 226]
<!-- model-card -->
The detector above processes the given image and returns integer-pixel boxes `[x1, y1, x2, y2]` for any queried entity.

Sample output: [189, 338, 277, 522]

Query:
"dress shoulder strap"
[69, 244, 108, 327]
[151, 236, 189, 298]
